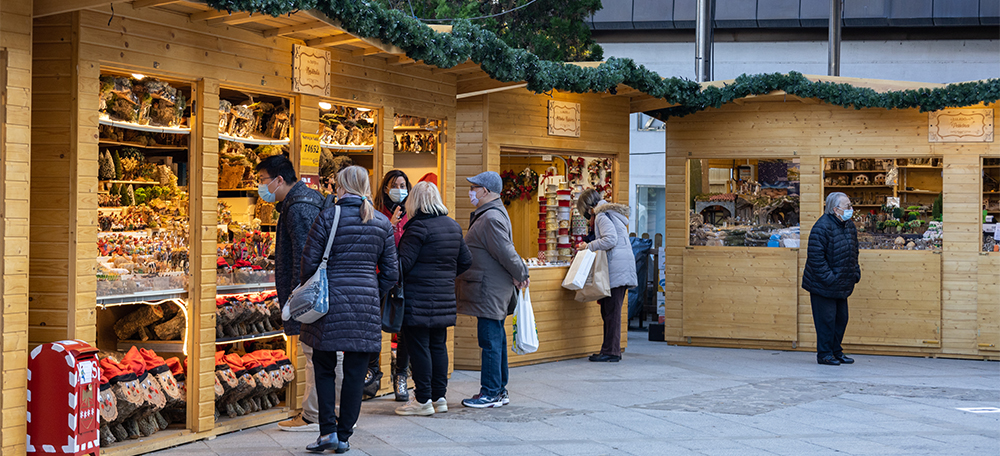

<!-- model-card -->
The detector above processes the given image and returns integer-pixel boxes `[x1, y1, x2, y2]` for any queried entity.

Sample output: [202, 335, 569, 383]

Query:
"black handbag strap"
[318, 206, 341, 269]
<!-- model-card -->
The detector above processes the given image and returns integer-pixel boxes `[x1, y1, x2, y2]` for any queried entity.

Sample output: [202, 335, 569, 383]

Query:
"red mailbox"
[27, 339, 101, 456]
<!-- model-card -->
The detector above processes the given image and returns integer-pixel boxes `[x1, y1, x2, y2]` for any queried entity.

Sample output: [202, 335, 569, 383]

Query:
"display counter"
[454, 265, 627, 369]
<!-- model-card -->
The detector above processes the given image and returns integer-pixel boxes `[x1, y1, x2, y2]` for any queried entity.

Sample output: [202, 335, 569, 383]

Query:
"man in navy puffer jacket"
[802, 192, 861, 366]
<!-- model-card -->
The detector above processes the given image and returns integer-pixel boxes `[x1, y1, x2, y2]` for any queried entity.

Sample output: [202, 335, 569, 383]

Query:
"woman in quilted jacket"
[298, 165, 398, 453]
[393, 182, 472, 416]
[802, 192, 861, 366]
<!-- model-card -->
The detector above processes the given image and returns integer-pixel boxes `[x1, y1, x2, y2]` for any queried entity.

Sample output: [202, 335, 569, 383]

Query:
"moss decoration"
[932, 193, 943, 221]
[99, 149, 116, 180]
[113, 150, 123, 180]
[205, 0, 1000, 117]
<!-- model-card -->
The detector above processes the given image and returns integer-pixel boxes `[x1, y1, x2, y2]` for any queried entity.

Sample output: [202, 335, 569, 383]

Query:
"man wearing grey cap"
[457, 171, 530, 408]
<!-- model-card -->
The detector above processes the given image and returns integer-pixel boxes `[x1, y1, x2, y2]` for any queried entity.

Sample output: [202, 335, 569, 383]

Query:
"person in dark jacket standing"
[457, 171, 529, 409]
[299, 166, 398, 453]
[802, 192, 861, 366]
[255, 155, 323, 433]
[393, 182, 473, 416]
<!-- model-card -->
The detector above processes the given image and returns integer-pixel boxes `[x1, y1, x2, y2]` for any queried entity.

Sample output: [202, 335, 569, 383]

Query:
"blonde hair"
[337, 165, 375, 223]
[405, 181, 448, 217]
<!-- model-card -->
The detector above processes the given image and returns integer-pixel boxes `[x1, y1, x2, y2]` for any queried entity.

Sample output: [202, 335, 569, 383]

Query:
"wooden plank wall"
[1, 0, 32, 452]
[682, 248, 798, 341]
[845, 250, 942, 348]
[977, 254, 999, 353]
[664, 99, 999, 359]
[453, 267, 629, 370]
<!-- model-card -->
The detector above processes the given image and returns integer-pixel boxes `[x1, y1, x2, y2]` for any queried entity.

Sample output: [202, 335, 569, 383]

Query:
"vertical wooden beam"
[187, 77, 219, 433]
[1, 1, 34, 452]
[73, 11, 99, 342]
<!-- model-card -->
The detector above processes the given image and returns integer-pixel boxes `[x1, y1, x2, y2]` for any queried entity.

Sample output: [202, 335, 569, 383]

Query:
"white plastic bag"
[562, 249, 597, 290]
[512, 287, 539, 355]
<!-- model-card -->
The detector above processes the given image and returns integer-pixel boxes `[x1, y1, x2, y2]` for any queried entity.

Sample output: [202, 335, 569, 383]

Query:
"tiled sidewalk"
[152, 333, 999, 455]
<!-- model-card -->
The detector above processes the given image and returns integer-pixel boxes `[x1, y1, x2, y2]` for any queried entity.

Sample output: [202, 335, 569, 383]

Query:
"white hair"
[825, 192, 850, 215]
[405, 181, 448, 217]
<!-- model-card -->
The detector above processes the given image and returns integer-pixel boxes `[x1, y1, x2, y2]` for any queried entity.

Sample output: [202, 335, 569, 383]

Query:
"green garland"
[207, 0, 1000, 118]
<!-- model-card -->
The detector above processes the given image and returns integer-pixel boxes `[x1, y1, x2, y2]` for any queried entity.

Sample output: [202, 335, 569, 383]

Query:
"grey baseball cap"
[467, 171, 502, 194]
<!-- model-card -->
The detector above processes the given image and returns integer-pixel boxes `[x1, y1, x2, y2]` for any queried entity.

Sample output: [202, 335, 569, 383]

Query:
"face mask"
[389, 188, 407, 203]
[258, 178, 278, 203]
[840, 209, 854, 221]
[584, 210, 592, 220]
[469, 189, 480, 207]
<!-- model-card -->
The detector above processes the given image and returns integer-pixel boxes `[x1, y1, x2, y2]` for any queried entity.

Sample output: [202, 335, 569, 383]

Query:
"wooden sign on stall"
[292, 44, 332, 97]
[548, 100, 581, 137]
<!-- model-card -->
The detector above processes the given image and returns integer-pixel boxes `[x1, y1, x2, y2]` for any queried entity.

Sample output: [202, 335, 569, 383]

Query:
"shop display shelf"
[393, 126, 439, 132]
[99, 118, 191, 134]
[215, 330, 285, 345]
[216, 282, 276, 295]
[116, 339, 185, 353]
[823, 170, 889, 174]
[98, 139, 188, 150]
[899, 189, 939, 194]
[320, 142, 374, 151]
[824, 185, 894, 188]
[219, 132, 290, 146]
[897, 165, 943, 169]
[102, 179, 162, 185]
[96, 289, 188, 306]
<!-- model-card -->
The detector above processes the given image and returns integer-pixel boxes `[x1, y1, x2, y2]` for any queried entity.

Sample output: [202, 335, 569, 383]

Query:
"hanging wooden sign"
[293, 44, 331, 97]
[928, 109, 994, 142]
[548, 100, 581, 137]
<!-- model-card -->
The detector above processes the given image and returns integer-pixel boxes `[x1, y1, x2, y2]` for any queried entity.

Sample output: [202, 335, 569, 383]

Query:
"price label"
[300, 132, 321, 169]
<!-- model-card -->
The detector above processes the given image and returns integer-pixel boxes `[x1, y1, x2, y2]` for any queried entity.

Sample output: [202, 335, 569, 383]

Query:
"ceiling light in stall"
[318, 102, 333, 110]
[356, 107, 371, 112]
[132, 74, 145, 80]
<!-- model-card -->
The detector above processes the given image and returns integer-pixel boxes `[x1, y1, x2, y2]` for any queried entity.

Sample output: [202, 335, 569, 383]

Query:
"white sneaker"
[395, 398, 434, 416]
[433, 398, 448, 413]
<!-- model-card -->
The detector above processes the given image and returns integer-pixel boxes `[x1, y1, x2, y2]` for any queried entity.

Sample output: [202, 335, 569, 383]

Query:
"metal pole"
[695, 0, 714, 82]
[828, 0, 842, 76]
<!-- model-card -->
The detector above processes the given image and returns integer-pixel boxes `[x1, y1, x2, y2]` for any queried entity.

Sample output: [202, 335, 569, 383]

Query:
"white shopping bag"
[562, 249, 597, 290]
[512, 287, 539, 355]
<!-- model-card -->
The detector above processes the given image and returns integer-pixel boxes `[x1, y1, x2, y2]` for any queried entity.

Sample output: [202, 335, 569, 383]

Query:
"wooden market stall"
[24, 2, 459, 453]
[642, 75, 999, 360]
[452, 74, 632, 368]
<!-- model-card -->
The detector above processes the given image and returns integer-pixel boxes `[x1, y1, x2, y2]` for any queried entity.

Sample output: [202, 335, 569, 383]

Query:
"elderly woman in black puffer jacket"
[802, 192, 861, 367]
[298, 166, 398, 454]
[392, 182, 472, 416]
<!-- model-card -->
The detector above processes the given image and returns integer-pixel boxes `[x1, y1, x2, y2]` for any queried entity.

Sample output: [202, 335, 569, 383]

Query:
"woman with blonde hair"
[393, 182, 472, 416]
[299, 165, 398, 453]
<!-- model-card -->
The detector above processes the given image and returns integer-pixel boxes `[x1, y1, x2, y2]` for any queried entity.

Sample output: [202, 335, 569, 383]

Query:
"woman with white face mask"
[371, 169, 413, 402]
[802, 192, 861, 366]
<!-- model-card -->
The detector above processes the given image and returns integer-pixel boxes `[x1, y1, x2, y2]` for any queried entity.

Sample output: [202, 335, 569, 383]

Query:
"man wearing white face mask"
[256, 154, 325, 431]
[803, 192, 861, 366]
[457, 171, 529, 408]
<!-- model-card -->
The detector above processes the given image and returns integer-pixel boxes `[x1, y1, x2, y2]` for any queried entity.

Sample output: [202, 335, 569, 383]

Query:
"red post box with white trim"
[27, 339, 101, 456]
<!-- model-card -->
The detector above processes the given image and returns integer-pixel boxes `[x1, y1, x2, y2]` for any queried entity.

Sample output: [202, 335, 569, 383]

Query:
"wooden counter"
[454, 265, 627, 369]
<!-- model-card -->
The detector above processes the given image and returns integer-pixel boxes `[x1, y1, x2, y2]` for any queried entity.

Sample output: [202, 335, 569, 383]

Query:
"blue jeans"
[477, 317, 508, 397]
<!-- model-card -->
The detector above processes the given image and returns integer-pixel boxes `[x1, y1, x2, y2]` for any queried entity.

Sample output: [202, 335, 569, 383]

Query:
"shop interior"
[984, 157, 1000, 252]
[688, 159, 801, 248]
[392, 113, 444, 193]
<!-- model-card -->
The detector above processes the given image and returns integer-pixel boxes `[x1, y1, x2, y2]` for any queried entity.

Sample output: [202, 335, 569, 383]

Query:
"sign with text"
[300, 132, 321, 170]
[548, 100, 581, 137]
[928, 109, 993, 142]
[293, 44, 331, 97]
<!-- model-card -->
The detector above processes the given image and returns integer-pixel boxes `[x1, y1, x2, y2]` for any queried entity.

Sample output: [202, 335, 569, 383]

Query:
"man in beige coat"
[456, 171, 529, 408]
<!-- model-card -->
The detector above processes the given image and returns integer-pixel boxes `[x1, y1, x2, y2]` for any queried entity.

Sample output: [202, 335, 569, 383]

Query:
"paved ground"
[152, 332, 1000, 455]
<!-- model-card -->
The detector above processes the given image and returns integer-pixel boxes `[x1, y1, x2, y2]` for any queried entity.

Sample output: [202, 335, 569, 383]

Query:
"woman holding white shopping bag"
[575, 189, 637, 362]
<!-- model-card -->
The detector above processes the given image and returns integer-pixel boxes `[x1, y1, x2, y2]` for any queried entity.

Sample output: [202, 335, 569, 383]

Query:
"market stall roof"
[35, 1, 1000, 116]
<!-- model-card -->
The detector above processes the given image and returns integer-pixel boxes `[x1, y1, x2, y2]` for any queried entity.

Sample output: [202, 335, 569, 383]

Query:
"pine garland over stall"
[207, 0, 1000, 115]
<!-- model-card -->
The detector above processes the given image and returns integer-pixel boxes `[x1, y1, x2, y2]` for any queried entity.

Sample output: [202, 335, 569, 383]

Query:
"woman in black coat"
[393, 182, 472, 416]
[299, 166, 398, 453]
[802, 192, 861, 366]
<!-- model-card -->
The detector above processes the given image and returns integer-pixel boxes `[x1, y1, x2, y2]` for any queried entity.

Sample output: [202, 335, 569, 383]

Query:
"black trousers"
[402, 326, 449, 403]
[597, 286, 628, 356]
[810, 294, 850, 359]
[313, 350, 369, 440]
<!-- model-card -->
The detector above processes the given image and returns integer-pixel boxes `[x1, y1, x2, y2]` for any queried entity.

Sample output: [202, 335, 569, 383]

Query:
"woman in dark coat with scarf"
[393, 182, 473, 416]
[299, 166, 398, 453]
[802, 192, 861, 366]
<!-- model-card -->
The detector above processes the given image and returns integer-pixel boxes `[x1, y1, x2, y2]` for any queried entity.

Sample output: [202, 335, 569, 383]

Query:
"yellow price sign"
[300, 132, 321, 169]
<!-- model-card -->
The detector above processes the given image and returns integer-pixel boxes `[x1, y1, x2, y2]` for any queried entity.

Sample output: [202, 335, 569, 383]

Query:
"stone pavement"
[152, 332, 1000, 456]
